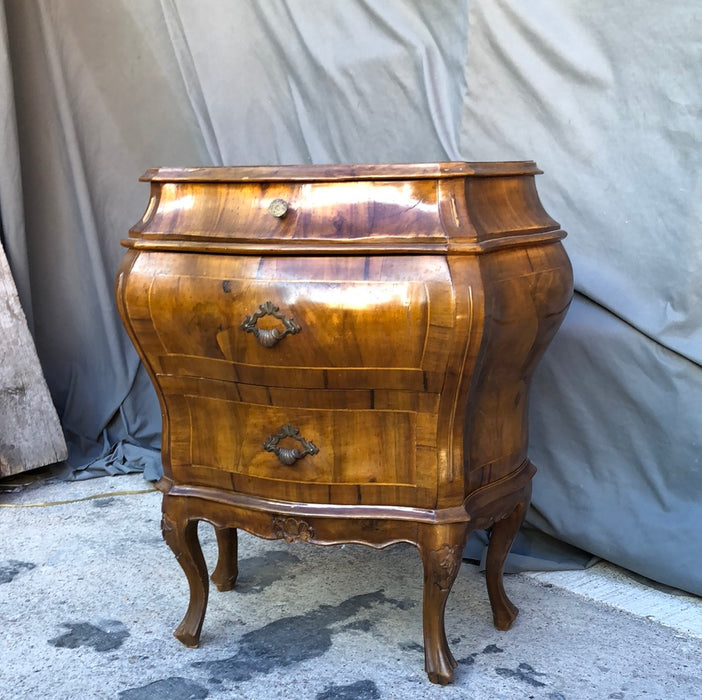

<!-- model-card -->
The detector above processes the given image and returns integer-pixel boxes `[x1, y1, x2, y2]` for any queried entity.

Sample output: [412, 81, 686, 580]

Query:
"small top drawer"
[129, 162, 560, 252]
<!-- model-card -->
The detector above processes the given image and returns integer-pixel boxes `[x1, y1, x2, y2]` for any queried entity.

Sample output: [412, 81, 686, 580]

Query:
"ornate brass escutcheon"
[263, 424, 319, 466]
[240, 301, 301, 348]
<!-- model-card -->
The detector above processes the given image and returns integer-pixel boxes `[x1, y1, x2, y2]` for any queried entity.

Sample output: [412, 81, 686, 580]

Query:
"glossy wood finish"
[116, 162, 572, 684]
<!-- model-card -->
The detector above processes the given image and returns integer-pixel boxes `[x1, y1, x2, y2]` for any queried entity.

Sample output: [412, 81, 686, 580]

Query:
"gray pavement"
[1, 472, 700, 699]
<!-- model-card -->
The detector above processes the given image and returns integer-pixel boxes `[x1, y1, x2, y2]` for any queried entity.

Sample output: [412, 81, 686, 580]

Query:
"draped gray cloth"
[2, 1, 700, 594]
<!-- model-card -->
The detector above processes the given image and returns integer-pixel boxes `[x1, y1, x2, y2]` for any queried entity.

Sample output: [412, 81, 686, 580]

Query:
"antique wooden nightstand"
[116, 162, 572, 684]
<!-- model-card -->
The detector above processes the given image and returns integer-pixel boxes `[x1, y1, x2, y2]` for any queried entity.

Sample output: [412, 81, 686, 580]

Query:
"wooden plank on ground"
[0, 241, 67, 476]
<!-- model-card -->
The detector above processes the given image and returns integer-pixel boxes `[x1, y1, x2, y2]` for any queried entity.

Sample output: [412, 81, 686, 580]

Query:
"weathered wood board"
[0, 242, 67, 476]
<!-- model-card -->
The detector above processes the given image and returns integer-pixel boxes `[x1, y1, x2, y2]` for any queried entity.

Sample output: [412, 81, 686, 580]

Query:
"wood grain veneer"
[116, 161, 572, 684]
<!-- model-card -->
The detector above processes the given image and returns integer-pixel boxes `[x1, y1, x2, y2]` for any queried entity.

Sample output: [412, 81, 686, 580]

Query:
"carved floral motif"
[161, 512, 175, 538]
[272, 516, 315, 543]
[430, 544, 462, 591]
[161, 512, 183, 562]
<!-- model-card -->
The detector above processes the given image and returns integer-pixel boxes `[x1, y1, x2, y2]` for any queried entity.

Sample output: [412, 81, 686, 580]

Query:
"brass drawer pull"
[263, 424, 319, 466]
[268, 198, 289, 218]
[241, 301, 301, 348]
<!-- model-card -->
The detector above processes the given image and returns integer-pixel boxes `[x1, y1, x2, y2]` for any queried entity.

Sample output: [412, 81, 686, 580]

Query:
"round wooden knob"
[268, 198, 289, 218]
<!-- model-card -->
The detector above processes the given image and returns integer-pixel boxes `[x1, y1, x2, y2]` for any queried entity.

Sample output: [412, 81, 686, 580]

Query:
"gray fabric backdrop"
[2, 0, 700, 594]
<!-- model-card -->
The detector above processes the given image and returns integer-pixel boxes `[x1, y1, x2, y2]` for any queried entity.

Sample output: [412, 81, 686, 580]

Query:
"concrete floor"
[1, 472, 700, 699]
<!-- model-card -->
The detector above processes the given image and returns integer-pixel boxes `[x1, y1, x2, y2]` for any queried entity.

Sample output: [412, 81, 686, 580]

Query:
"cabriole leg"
[418, 523, 470, 685]
[161, 504, 209, 647]
[485, 485, 530, 630]
[211, 526, 238, 591]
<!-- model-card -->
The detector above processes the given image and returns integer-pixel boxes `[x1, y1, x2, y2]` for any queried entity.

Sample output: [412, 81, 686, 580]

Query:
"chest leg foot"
[485, 484, 530, 630]
[211, 527, 239, 591]
[161, 504, 209, 647]
[418, 523, 471, 684]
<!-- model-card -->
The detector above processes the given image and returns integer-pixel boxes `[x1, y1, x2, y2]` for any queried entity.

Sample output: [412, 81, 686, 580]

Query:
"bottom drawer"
[165, 395, 439, 506]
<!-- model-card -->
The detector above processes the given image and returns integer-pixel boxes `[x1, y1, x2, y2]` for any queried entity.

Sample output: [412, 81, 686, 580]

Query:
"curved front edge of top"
[139, 161, 543, 183]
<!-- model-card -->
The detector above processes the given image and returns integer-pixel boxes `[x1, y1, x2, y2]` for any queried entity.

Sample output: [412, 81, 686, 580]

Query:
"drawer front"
[155, 276, 427, 368]
[188, 397, 416, 483]
[136, 178, 443, 244]
[139, 253, 456, 391]
[163, 392, 439, 506]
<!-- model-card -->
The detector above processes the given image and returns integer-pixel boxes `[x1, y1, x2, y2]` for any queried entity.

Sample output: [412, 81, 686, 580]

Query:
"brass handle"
[241, 301, 300, 347]
[263, 425, 319, 466]
[268, 198, 289, 218]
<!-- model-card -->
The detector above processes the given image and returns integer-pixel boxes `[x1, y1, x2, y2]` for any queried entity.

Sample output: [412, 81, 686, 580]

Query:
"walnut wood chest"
[116, 162, 572, 684]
